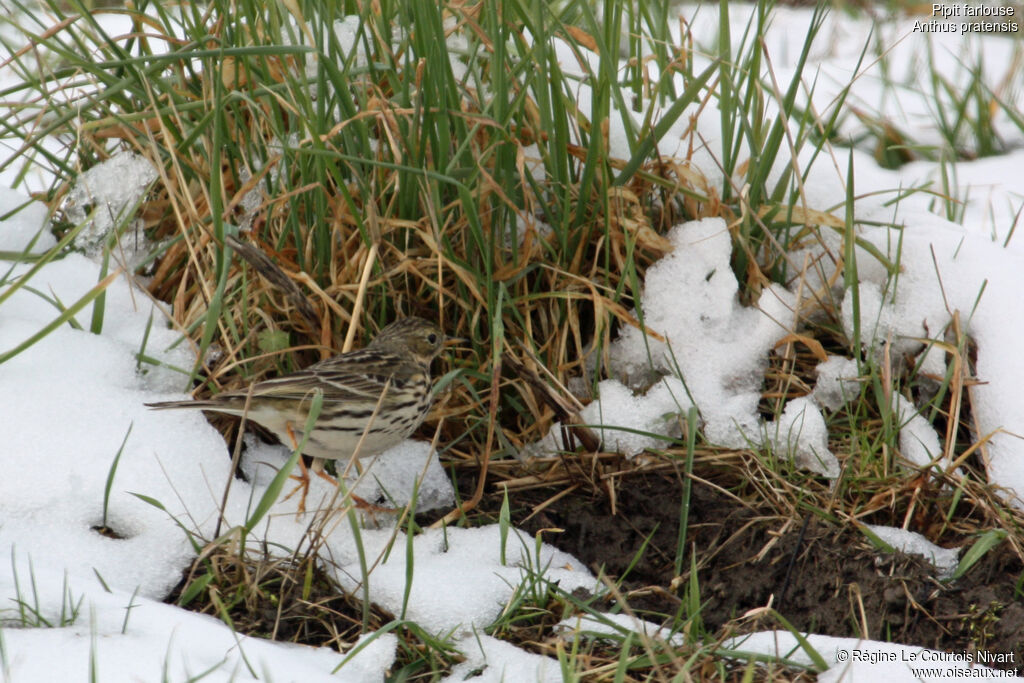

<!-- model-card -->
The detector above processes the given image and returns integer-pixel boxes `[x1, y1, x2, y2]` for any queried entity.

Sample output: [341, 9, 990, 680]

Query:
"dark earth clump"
[467, 467, 1024, 670]
[166, 549, 391, 649]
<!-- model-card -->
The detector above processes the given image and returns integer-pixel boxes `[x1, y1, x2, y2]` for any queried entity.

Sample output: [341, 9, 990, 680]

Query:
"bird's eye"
[427, 333, 439, 344]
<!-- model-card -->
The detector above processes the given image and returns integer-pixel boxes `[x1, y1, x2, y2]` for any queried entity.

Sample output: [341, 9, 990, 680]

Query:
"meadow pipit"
[147, 317, 448, 510]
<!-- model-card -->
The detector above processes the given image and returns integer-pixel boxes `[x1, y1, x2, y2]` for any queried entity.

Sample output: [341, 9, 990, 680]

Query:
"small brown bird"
[147, 316, 448, 510]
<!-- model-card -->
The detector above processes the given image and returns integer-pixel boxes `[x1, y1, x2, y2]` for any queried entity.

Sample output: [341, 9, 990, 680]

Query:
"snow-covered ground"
[2, 4, 1024, 682]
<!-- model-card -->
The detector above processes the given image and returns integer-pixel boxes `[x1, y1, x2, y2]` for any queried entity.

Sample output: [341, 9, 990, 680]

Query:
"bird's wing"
[242, 350, 412, 404]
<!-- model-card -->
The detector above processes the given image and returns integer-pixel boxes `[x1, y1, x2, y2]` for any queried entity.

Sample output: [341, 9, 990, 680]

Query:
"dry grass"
[129, 97, 723, 480]
[170, 547, 387, 648]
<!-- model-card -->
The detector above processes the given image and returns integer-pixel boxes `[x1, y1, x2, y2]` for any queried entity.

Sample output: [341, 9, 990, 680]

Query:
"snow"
[891, 394, 950, 474]
[444, 634, 562, 683]
[62, 151, 159, 257]
[607, 218, 796, 449]
[811, 356, 861, 411]
[334, 525, 595, 636]
[766, 396, 839, 478]
[238, 436, 455, 514]
[577, 377, 691, 457]
[865, 524, 961, 579]
[0, 187, 54, 253]
[583, 8, 1024, 509]
[554, 612, 684, 647]
[843, 208, 1024, 504]
[0, 248, 217, 599]
[4, 3, 1024, 680]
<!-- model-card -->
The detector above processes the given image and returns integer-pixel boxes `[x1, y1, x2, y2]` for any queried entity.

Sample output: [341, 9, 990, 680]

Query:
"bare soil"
[462, 466, 1024, 670]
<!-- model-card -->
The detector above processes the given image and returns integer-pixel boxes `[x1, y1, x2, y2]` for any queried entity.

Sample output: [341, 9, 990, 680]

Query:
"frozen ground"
[2, 3, 1023, 682]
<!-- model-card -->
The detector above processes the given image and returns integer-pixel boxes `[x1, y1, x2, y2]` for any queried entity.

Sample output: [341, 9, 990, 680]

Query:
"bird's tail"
[145, 399, 219, 411]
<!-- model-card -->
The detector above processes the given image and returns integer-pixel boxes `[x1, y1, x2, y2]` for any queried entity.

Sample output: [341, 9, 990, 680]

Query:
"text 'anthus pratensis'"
[146, 317, 448, 464]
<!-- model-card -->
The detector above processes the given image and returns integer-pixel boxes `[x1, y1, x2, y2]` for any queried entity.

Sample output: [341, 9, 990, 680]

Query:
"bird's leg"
[281, 423, 312, 515]
[314, 458, 394, 513]
[281, 437, 387, 514]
